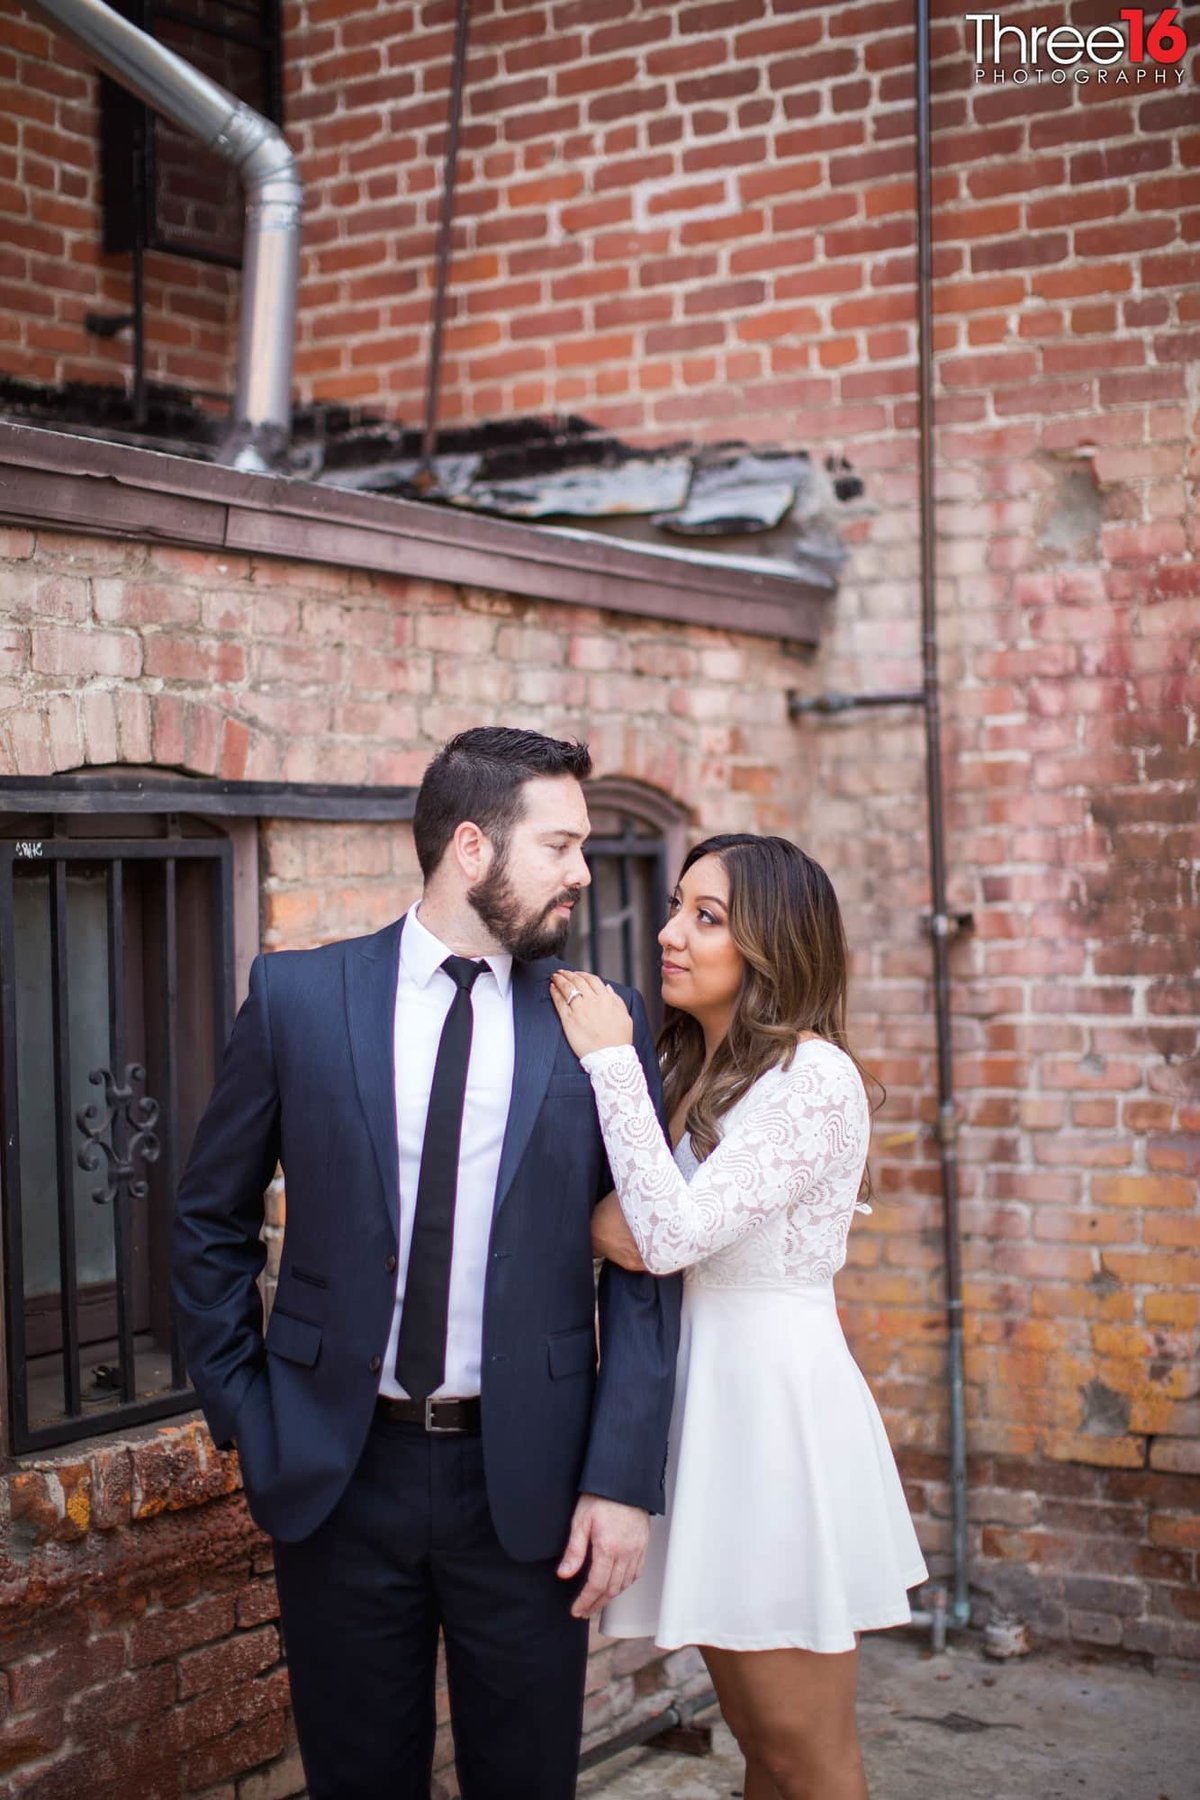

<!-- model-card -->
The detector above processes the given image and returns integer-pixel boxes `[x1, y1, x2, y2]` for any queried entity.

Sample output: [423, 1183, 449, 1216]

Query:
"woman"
[550, 834, 926, 1800]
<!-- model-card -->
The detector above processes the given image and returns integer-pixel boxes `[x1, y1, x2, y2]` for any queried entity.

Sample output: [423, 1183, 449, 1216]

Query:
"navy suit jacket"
[171, 915, 682, 1556]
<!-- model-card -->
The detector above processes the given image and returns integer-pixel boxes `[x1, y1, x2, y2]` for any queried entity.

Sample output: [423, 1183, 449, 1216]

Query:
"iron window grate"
[573, 820, 670, 1033]
[0, 832, 234, 1454]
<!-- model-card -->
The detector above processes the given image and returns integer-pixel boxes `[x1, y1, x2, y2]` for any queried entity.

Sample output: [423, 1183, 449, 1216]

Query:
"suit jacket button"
[385, 1255, 397, 1272]
[369, 1355, 382, 1373]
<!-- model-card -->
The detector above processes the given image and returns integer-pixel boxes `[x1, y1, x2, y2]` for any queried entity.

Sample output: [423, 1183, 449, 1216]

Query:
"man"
[172, 727, 681, 1800]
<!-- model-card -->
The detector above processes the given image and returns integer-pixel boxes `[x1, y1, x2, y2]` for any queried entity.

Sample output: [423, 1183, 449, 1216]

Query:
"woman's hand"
[591, 1191, 647, 1272]
[550, 969, 634, 1060]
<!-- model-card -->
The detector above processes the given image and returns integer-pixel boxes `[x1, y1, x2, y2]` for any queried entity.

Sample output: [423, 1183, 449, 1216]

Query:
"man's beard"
[468, 854, 582, 961]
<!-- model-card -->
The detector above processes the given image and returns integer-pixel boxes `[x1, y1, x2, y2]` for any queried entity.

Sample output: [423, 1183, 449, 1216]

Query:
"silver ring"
[566, 989, 582, 1006]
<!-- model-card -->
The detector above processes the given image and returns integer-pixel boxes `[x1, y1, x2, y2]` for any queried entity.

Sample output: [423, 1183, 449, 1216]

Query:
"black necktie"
[395, 954, 485, 1399]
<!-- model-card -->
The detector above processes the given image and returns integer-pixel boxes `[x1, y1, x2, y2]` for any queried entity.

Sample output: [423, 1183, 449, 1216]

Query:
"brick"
[130, 1596, 237, 1669]
[68, 1664, 176, 1738]
[31, 625, 142, 679]
[236, 1581, 282, 1630]
[0, 1704, 64, 1764]
[185, 1709, 286, 1790]
[178, 1625, 281, 1699]
[1093, 1176, 1194, 1211]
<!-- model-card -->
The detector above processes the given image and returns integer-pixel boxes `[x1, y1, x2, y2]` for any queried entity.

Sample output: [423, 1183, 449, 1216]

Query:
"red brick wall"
[0, 3, 238, 399]
[1, 0, 1199, 1775]
[7, 2, 1196, 430]
[0, 1424, 299, 1800]
[0, 524, 794, 1796]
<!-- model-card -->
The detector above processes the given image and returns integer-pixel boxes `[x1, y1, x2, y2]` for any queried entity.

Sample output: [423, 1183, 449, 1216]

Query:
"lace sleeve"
[580, 1042, 868, 1276]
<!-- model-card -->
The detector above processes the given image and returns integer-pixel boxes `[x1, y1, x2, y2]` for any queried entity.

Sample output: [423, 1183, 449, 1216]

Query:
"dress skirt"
[601, 1279, 928, 1654]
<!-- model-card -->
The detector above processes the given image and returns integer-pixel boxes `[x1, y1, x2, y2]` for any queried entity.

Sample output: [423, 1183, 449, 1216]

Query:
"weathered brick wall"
[0, 522, 793, 1795]
[1, 0, 1198, 1769]
[0, 1423, 299, 1799]
[0, 2, 237, 398]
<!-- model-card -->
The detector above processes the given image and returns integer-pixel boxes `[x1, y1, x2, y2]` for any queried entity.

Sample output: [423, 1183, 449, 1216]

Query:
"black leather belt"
[375, 1394, 481, 1434]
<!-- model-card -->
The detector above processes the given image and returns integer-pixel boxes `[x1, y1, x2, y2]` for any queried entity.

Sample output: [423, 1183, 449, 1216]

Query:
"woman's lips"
[661, 962, 687, 976]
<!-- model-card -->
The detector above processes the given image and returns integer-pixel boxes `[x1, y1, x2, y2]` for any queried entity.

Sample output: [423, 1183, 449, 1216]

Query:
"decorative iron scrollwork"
[76, 1064, 161, 1205]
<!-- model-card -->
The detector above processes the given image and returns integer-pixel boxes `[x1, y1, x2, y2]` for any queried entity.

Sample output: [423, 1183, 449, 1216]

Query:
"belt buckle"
[424, 1396, 457, 1435]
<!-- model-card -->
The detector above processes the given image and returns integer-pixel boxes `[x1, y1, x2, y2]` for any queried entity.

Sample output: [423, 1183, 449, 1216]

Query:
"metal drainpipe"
[788, 0, 971, 1650]
[418, 0, 472, 489]
[913, 0, 971, 1641]
[29, 0, 302, 472]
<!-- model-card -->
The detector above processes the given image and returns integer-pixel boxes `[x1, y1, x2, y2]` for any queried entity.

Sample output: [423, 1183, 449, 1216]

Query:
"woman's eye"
[697, 909, 716, 926]
[666, 897, 680, 916]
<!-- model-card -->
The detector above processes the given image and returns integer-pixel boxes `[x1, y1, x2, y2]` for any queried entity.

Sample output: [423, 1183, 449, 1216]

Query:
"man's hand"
[557, 1494, 650, 1620]
[591, 1191, 647, 1272]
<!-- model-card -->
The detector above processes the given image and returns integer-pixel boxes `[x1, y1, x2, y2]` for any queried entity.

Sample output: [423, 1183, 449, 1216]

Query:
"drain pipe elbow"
[215, 103, 304, 472]
[27, 0, 302, 471]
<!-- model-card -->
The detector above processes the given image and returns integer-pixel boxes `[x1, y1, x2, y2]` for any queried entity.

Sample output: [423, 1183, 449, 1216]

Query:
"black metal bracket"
[788, 689, 926, 718]
[84, 311, 137, 339]
[921, 910, 974, 939]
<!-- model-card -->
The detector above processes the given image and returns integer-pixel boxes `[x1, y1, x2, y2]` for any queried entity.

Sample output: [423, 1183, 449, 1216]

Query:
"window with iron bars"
[567, 787, 687, 1034]
[0, 778, 680, 1452]
[0, 810, 236, 1453]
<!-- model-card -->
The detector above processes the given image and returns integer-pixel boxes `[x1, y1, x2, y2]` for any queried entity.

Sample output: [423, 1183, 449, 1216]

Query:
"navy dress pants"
[272, 1415, 590, 1800]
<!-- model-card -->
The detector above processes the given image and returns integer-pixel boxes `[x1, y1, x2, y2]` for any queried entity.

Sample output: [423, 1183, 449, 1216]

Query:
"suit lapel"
[494, 958, 558, 1214]
[345, 914, 404, 1236]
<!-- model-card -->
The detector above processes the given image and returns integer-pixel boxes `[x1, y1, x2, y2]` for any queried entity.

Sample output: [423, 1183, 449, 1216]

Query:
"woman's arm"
[580, 1041, 867, 1275]
[548, 966, 867, 1277]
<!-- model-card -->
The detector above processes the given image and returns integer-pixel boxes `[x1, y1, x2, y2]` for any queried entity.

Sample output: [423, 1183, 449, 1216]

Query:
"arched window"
[568, 780, 688, 1031]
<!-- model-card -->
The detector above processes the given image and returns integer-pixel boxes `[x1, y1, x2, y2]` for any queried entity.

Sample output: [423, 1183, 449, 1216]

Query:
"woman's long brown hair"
[658, 834, 881, 1174]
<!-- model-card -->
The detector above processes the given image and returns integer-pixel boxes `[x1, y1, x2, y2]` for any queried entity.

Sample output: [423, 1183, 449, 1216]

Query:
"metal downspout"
[418, 0, 472, 488]
[28, 0, 302, 471]
[789, 0, 971, 1648]
[911, 0, 971, 1642]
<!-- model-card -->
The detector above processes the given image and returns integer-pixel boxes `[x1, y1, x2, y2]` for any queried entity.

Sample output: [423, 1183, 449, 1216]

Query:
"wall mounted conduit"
[788, 0, 971, 1650]
[27, 0, 302, 472]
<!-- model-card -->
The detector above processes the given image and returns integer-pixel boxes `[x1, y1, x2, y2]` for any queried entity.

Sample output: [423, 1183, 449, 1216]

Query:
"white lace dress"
[582, 1037, 927, 1653]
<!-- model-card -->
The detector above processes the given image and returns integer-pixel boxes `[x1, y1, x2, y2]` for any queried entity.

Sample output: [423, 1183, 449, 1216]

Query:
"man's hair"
[413, 726, 592, 879]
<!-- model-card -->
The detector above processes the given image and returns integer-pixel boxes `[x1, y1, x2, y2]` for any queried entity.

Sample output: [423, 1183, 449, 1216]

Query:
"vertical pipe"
[162, 856, 183, 1388]
[130, 240, 147, 429]
[49, 861, 82, 1419]
[217, 844, 236, 1033]
[586, 860, 601, 978]
[616, 835, 634, 987]
[649, 843, 669, 1033]
[0, 849, 31, 1447]
[419, 0, 472, 484]
[915, 0, 970, 1630]
[108, 859, 136, 1403]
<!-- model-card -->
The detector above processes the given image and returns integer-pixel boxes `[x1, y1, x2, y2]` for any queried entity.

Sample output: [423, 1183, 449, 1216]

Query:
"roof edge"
[0, 421, 828, 645]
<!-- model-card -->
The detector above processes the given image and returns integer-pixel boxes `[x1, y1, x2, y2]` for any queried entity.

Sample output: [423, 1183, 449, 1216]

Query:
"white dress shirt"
[378, 905, 515, 1400]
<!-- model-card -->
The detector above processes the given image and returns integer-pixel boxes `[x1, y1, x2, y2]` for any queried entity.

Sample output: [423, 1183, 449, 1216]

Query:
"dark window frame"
[100, 0, 285, 271]
[0, 821, 234, 1453]
[573, 781, 689, 1032]
[0, 774, 416, 1459]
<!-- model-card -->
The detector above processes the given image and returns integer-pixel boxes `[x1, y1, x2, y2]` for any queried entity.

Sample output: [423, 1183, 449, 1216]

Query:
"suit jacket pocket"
[545, 1072, 594, 1098]
[547, 1324, 596, 1379]
[265, 1307, 323, 1368]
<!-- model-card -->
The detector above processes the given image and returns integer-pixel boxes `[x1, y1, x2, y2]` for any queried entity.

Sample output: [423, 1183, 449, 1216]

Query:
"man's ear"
[451, 819, 491, 882]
